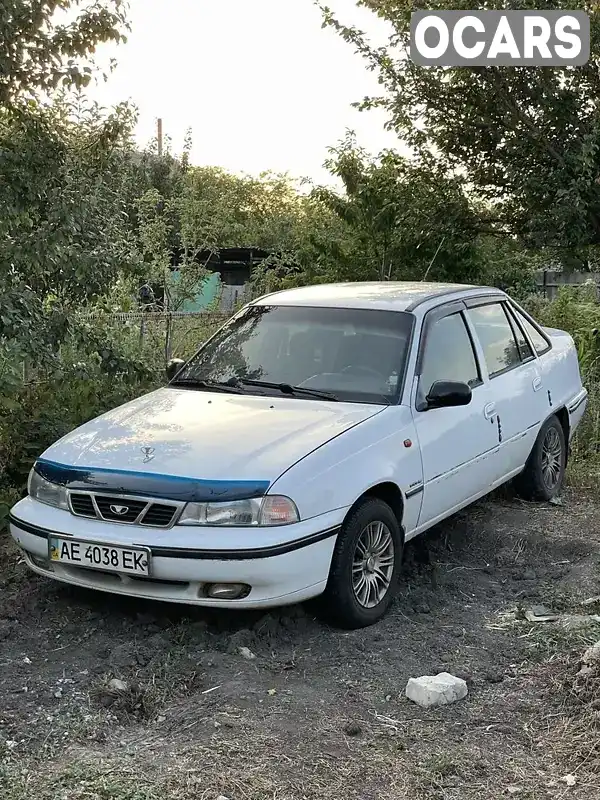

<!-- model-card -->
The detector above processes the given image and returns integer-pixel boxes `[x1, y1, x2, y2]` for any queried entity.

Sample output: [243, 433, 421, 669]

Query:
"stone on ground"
[107, 678, 129, 693]
[582, 640, 600, 665]
[405, 672, 468, 708]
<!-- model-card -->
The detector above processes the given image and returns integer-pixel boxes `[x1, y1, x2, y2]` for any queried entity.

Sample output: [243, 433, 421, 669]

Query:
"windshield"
[172, 305, 414, 405]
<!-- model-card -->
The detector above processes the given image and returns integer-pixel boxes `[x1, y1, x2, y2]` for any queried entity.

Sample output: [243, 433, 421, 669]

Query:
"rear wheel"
[514, 415, 566, 501]
[316, 498, 403, 629]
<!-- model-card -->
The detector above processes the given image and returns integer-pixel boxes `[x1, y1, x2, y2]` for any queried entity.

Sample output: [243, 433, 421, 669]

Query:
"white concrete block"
[405, 672, 468, 708]
[582, 640, 600, 665]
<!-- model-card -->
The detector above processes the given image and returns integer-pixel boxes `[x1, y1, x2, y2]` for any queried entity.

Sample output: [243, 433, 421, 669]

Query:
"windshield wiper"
[232, 379, 339, 402]
[170, 378, 245, 394]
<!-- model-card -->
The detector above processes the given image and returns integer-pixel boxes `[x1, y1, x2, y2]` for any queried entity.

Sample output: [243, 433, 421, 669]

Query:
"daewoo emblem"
[109, 505, 130, 516]
[141, 446, 155, 464]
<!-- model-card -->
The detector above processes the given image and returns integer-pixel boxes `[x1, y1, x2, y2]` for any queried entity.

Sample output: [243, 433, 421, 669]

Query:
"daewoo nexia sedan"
[9, 283, 588, 628]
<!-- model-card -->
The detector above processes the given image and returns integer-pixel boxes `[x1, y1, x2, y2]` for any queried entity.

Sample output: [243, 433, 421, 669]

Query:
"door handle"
[533, 377, 543, 392]
[484, 402, 496, 420]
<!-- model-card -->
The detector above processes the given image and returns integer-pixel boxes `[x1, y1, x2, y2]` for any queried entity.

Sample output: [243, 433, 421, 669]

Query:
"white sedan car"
[9, 282, 588, 628]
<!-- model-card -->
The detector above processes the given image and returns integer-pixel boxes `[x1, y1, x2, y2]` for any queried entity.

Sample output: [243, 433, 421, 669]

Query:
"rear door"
[508, 302, 554, 405]
[412, 302, 501, 529]
[465, 300, 545, 479]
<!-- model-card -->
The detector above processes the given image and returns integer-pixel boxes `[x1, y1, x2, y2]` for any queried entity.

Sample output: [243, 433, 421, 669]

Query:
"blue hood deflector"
[34, 459, 271, 503]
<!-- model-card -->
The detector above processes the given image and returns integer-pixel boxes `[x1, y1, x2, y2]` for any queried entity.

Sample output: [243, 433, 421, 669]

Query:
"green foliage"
[315, 134, 483, 282]
[321, 1, 600, 260]
[252, 137, 541, 294]
[525, 284, 600, 460]
[136, 165, 352, 308]
[0, 0, 128, 105]
[0, 312, 159, 496]
[0, 98, 138, 305]
[0, 95, 141, 433]
[474, 237, 539, 299]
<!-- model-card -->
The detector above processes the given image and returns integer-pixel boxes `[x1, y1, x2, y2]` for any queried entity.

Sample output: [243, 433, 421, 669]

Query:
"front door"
[412, 305, 501, 530]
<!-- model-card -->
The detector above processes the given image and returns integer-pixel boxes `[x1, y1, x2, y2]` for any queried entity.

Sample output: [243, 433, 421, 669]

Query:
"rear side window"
[419, 312, 481, 399]
[468, 303, 522, 378]
[510, 307, 551, 355]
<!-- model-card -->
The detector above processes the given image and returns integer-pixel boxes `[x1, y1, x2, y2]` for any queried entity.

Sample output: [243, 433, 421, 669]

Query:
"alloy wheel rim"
[352, 521, 395, 609]
[541, 427, 563, 490]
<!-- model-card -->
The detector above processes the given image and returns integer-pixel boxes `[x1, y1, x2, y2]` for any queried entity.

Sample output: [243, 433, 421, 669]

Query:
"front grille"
[68, 492, 180, 528]
[70, 493, 96, 518]
[95, 496, 147, 523]
[141, 504, 177, 527]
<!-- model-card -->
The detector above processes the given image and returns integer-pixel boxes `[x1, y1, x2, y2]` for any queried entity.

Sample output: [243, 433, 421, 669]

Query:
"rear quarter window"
[510, 306, 552, 356]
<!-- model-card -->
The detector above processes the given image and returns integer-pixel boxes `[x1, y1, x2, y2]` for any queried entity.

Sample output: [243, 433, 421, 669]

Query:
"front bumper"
[9, 498, 343, 609]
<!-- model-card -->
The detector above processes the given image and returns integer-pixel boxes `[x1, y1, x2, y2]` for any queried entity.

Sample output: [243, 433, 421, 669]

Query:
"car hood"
[43, 387, 384, 484]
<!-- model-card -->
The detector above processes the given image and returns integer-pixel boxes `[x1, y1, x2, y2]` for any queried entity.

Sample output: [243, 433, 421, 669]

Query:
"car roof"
[252, 281, 502, 312]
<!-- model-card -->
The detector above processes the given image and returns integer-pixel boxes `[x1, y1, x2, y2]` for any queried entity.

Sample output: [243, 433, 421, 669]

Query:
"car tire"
[514, 415, 566, 501]
[315, 498, 403, 630]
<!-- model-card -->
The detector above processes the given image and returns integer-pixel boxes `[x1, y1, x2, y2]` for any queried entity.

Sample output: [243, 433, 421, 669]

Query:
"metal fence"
[535, 270, 600, 300]
[83, 310, 231, 368]
[82, 272, 600, 371]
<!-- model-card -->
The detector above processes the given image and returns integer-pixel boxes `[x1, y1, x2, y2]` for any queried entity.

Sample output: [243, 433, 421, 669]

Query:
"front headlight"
[177, 495, 300, 527]
[27, 468, 69, 511]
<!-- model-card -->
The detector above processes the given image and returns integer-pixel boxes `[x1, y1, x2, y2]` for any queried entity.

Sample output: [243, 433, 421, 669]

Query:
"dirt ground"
[2, 486, 600, 800]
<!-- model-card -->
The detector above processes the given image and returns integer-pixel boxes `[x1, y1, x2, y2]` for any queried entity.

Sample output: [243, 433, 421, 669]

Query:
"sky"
[90, 0, 401, 184]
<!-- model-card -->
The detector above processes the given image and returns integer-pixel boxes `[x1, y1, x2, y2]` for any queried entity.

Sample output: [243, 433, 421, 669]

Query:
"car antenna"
[422, 236, 446, 281]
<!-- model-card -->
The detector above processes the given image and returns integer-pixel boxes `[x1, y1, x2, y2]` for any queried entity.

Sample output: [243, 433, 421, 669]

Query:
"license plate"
[48, 537, 151, 576]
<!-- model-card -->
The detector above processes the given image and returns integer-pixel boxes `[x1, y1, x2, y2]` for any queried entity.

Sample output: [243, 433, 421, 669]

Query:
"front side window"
[468, 303, 522, 377]
[172, 305, 414, 405]
[418, 312, 480, 403]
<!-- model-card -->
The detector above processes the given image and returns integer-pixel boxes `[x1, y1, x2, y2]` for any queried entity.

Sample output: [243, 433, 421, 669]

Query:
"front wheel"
[514, 415, 566, 501]
[316, 498, 403, 629]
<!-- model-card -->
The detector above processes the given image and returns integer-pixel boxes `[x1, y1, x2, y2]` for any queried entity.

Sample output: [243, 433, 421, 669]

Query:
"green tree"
[0, 97, 138, 305]
[136, 167, 248, 311]
[0, 0, 128, 105]
[136, 166, 352, 309]
[314, 134, 482, 282]
[0, 0, 133, 401]
[321, 1, 600, 261]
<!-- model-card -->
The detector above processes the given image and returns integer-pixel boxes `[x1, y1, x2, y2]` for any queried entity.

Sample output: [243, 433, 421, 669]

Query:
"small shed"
[170, 247, 269, 311]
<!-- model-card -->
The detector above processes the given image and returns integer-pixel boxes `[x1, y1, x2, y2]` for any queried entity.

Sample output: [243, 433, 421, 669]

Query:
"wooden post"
[165, 313, 173, 366]
[157, 118, 163, 157]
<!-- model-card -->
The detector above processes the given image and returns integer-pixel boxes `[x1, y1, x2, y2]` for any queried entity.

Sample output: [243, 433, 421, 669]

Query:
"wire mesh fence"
[80, 310, 230, 370]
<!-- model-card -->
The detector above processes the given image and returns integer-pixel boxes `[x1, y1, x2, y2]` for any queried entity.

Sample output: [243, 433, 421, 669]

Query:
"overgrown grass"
[525, 283, 600, 466]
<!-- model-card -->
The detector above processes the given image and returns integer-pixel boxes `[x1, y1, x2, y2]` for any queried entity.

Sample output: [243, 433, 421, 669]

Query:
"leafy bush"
[0, 309, 227, 518]
[524, 283, 600, 461]
[0, 312, 160, 511]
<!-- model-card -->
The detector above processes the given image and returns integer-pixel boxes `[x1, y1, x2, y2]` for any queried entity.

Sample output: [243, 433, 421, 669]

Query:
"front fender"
[269, 405, 424, 533]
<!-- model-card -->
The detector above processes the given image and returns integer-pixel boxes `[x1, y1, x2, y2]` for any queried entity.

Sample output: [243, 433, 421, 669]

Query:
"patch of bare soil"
[2, 488, 600, 799]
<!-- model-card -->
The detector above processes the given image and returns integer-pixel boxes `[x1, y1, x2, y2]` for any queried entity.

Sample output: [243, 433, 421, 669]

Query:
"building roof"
[253, 281, 500, 312]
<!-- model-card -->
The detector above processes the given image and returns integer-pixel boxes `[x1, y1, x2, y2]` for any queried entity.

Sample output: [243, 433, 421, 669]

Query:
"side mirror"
[426, 380, 472, 409]
[166, 358, 186, 382]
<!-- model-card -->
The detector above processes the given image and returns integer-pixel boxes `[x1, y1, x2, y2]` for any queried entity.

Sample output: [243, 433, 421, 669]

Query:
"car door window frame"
[507, 301, 553, 356]
[503, 302, 536, 364]
[414, 300, 483, 412]
[465, 298, 534, 380]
